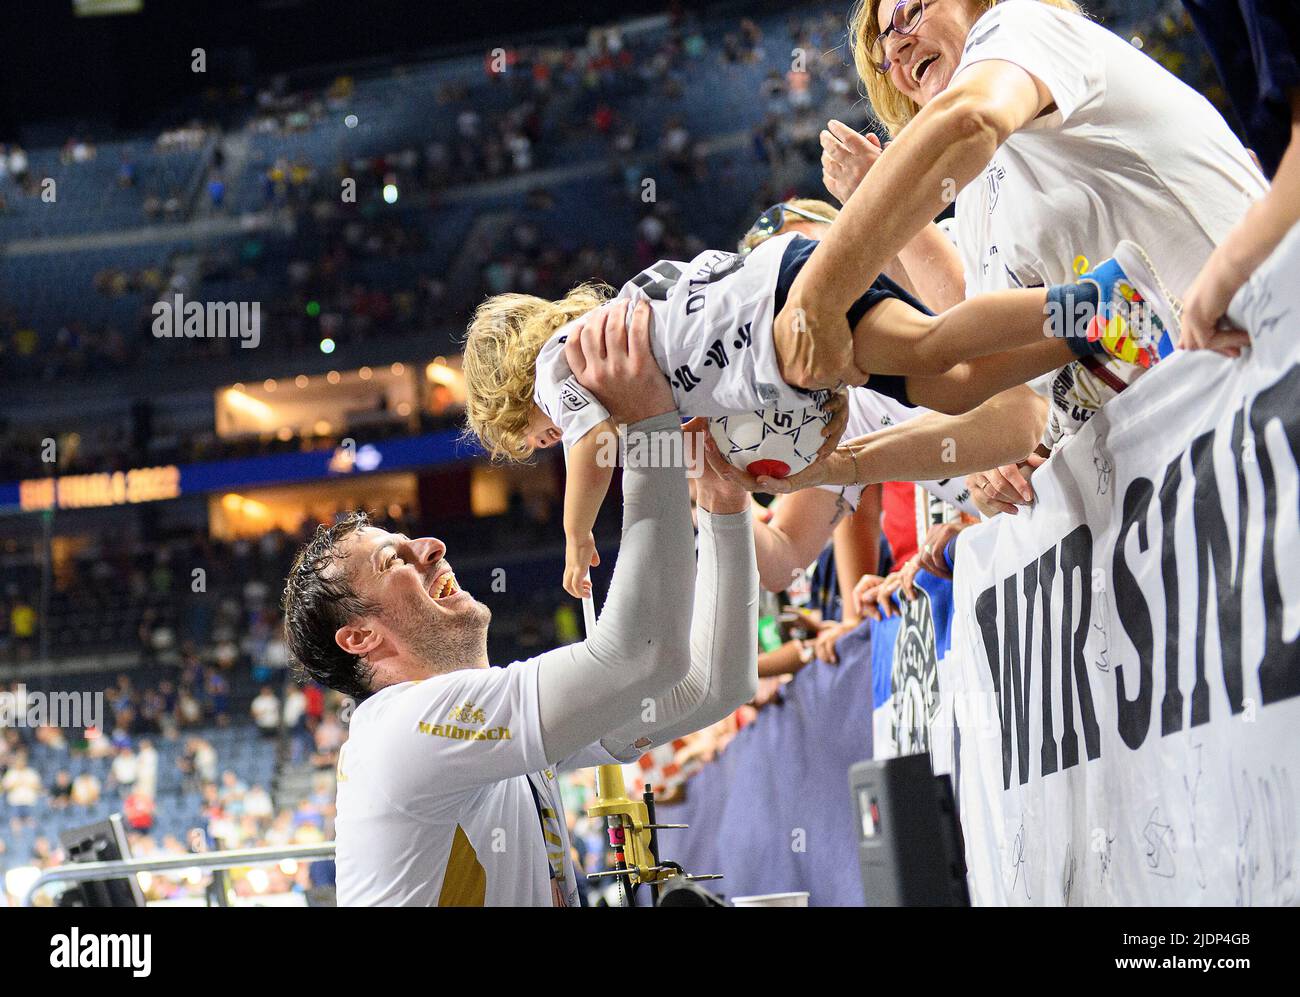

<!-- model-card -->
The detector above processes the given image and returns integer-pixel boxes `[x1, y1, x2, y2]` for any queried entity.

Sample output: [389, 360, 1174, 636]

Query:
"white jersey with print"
[952, 0, 1266, 300]
[821, 388, 979, 517]
[335, 662, 622, 907]
[534, 232, 816, 449]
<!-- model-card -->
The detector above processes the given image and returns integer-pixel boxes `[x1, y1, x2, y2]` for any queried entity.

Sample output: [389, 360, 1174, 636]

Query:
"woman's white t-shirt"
[953, 0, 1268, 298]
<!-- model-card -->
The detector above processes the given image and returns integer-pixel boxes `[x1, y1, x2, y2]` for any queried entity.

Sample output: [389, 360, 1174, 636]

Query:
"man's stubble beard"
[385, 595, 492, 672]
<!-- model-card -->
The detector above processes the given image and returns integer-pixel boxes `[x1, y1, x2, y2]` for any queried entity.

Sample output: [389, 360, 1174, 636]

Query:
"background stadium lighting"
[344, 114, 358, 128]
[306, 300, 321, 317]
[222, 388, 274, 422]
[425, 360, 457, 386]
[319, 338, 336, 354]
[383, 183, 399, 204]
[359, 366, 373, 380]
[263, 378, 277, 392]
[326, 370, 341, 385]
[295, 374, 309, 388]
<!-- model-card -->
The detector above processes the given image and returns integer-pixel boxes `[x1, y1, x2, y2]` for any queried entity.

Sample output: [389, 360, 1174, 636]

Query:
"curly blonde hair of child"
[462, 282, 613, 461]
[850, 0, 1085, 137]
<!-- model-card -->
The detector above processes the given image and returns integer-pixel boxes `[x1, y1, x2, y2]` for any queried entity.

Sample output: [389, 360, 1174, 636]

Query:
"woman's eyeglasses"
[739, 203, 837, 254]
[870, 0, 927, 74]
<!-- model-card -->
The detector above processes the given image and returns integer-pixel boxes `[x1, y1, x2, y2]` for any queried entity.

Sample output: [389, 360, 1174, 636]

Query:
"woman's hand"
[915, 521, 966, 580]
[812, 617, 859, 665]
[967, 454, 1044, 516]
[1179, 244, 1254, 358]
[821, 119, 884, 205]
[564, 299, 675, 424]
[852, 573, 885, 620]
[857, 571, 905, 620]
[814, 390, 850, 462]
[702, 434, 859, 495]
[700, 392, 857, 495]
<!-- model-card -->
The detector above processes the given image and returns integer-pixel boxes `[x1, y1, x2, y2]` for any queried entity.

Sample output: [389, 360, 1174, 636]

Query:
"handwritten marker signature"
[1141, 806, 1176, 879]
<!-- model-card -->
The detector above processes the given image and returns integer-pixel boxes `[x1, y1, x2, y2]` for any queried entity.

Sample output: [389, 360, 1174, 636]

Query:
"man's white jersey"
[335, 662, 623, 907]
[534, 232, 814, 449]
[820, 387, 979, 517]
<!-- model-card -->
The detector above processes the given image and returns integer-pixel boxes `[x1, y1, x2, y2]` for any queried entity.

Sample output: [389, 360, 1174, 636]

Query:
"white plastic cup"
[731, 891, 810, 907]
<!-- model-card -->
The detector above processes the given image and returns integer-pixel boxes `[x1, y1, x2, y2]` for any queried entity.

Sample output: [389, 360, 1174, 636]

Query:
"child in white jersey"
[463, 228, 1175, 597]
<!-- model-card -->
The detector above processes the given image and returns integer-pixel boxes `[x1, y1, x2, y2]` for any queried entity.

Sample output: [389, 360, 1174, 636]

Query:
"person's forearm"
[1219, 116, 1300, 282]
[752, 489, 848, 592]
[881, 256, 920, 300]
[897, 223, 967, 312]
[843, 385, 1046, 485]
[537, 414, 696, 762]
[758, 639, 808, 678]
[790, 87, 1005, 320]
[754, 520, 813, 593]
[601, 507, 758, 755]
[832, 490, 880, 623]
[563, 424, 615, 537]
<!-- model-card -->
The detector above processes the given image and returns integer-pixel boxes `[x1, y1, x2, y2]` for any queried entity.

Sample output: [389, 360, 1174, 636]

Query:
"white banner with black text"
[941, 225, 1300, 906]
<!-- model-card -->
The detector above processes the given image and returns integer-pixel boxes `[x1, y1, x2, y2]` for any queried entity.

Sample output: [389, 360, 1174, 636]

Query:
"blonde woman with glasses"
[779, 0, 1267, 479]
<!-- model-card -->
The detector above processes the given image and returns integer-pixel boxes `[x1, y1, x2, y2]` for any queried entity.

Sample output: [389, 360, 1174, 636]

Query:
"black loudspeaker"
[849, 754, 970, 907]
[56, 814, 146, 908]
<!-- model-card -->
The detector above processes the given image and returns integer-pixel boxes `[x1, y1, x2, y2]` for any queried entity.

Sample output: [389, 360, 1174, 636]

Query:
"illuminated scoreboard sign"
[19, 466, 181, 512]
[1, 431, 485, 514]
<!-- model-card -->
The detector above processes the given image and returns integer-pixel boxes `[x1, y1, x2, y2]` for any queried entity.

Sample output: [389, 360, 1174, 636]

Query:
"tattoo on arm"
[828, 495, 851, 530]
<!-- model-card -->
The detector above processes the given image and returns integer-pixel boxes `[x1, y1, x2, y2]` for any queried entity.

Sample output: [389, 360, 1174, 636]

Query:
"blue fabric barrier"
[655, 568, 958, 906]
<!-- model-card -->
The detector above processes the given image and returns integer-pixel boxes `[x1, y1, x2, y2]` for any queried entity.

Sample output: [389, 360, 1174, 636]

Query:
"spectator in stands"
[311, 711, 345, 770]
[206, 670, 231, 726]
[179, 736, 218, 789]
[219, 770, 248, 814]
[70, 771, 101, 807]
[123, 789, 155, 833]
[7, 147, 28, 185]
[1, 751, 40, 809]
[9, 596, 36, 661]
[177, 686, 203, 727]
[136, 739, 158, 799]
[49, 771, 73, 810]
[110, 745, 138, 792]
[244, 784, 273, 823]
[250, 686, 281, 737]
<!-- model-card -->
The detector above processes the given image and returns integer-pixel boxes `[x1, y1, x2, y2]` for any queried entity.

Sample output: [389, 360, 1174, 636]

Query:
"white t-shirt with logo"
[534, 233, 817, 449]
[335, 662, 625, 907]
[821, 387, 979, 516]
[953, 0, 1266, 298]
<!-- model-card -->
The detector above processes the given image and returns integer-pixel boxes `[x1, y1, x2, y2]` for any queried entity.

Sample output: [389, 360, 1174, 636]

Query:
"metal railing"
[22, 841, 336, 907]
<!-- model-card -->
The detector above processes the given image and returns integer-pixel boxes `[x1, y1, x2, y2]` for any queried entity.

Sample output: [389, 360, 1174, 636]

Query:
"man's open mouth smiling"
[428, 569, 461, 601]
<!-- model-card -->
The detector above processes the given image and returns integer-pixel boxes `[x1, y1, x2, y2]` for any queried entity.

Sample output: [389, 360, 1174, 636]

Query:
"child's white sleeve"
[535, 333, 612, 448]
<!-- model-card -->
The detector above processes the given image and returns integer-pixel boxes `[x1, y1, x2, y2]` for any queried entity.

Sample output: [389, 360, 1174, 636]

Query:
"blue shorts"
[773, 234, 930, 406]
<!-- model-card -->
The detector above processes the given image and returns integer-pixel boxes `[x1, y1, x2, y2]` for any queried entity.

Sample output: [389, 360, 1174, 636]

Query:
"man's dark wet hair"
[283, 511, 379, 701]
